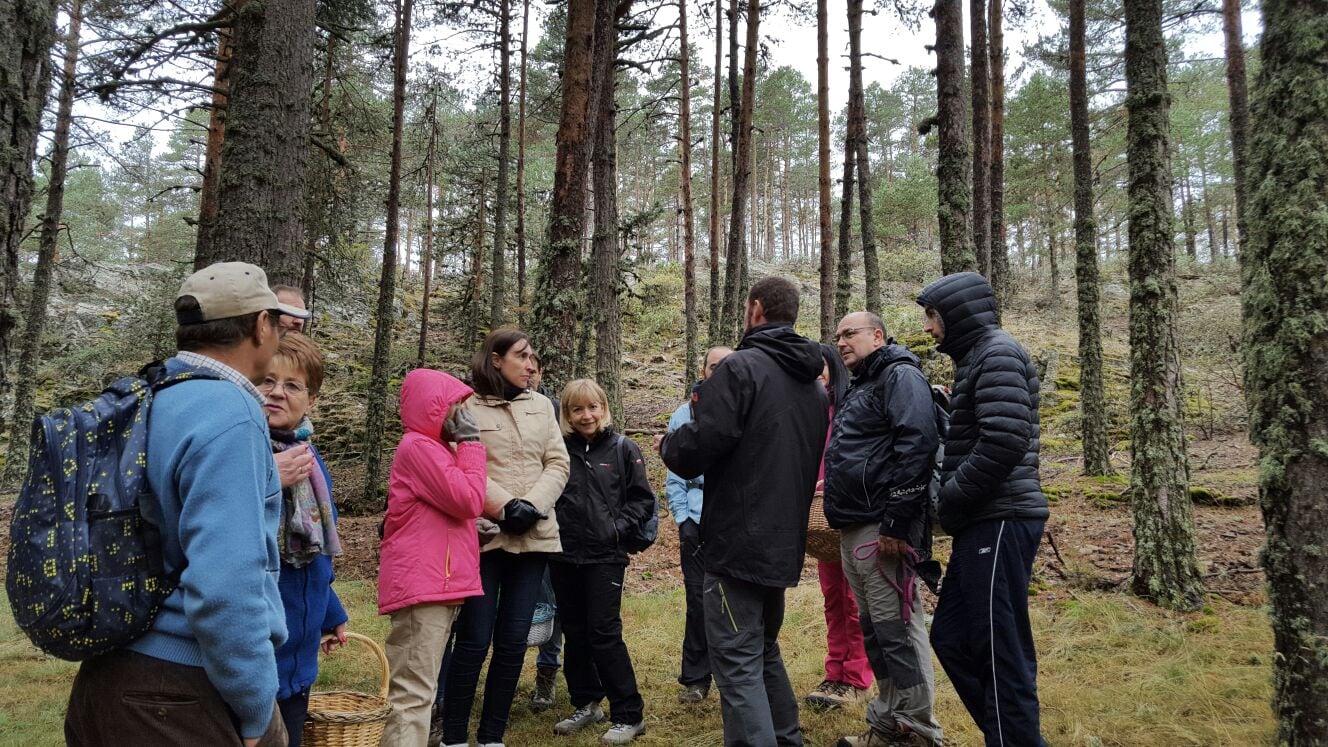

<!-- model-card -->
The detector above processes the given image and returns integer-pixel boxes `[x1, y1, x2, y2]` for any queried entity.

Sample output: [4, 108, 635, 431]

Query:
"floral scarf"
[270, 417, 343, 567]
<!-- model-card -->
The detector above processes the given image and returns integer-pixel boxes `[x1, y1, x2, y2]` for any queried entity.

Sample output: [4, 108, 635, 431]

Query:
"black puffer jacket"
[823, 344, 939, 547]
[661, 322, 828, 588]
[917, 272, 1049, 535]
[555, 426, 656, 565]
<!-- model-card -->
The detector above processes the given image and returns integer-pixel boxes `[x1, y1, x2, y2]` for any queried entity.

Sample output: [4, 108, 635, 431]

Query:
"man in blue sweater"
[65, 262, 310, 747]
[665, 345, 731, 705]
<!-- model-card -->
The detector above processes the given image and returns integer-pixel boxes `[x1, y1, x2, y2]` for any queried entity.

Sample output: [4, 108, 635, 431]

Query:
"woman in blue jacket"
[263, 333, 350, 747]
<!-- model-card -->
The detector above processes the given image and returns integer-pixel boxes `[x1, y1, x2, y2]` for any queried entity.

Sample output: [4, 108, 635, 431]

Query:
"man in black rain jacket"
[823, 311, 943, 747]
[659, 276, 828, 747]
[916, 272, 1049, 747]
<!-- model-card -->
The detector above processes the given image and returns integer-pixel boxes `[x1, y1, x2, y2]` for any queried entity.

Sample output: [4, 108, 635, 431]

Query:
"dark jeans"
[549, 560, 645, 724]
[441, 549, 547, 744]
[931, 519, 1047, 747]
[678, 518, 711, 688]
[65, 648, 287, 747]
[536, 566, 564, 670]
[278, 689, 311, 747]
[703, 572, 802, 747]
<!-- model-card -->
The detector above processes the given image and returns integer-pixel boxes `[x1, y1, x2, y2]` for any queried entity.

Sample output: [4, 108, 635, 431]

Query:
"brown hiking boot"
[531, 665, 558, 712]
[806, 679, 871, 709]
[678, 683, 710, 704]
[837, 727, 928, 747]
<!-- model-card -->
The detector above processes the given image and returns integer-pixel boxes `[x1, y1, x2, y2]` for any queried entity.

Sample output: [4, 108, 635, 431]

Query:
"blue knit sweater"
[129, 356, 288, 738]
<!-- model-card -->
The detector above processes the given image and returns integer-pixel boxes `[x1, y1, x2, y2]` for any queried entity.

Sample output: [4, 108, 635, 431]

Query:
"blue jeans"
[536, 567, 563, 670]
[440, 550, 548, 745]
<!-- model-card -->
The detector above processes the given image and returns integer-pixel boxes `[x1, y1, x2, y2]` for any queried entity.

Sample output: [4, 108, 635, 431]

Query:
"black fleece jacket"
[555, 426, 656, 565]
[660, 322, 828, 588]
[823, 344, 939, 545]
[917, 272, 1050, 535]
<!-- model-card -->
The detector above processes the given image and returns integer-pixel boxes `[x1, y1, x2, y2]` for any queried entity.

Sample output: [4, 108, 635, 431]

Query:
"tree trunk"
[719, 0, 744, 340]
[591, 0, 627, 424]
[1195, 142, 1218, 261]
[848, 0, 879, 315]
[1243, 1, 1328, 738]
[418, 92, 437, 367]
[515, 0, 530, 321]
[491, 0, 512, 325]
[194, 5, 240, 265]
[817, 0, 833, 342]
[934, 0, 974, 274]
[722, 0, 759, 343]
[988, 0, 1009, 303]
[835, 141, 855, 321]
[1069, 0, 1112, 478]
[1123, 0, 1202, 612]
[0, 0, 57, 439]
[970, 0, 991, 276]
[197, 0, 316, 285]
[361, 0, 413, 511]
[1222, 0, 1250, 259]
[707, 0, 723, 346]
[1046, 205, 1060, 305]
[3, 0, 80, 484]
[531, 0, 596, 389]
[1181, 175, 1199, 260]
[679, 0, 700, 384]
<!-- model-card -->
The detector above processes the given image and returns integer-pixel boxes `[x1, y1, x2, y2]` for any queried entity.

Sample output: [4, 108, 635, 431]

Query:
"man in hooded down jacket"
[659, 276, 828, 747]
[916, 272, 1049, 747]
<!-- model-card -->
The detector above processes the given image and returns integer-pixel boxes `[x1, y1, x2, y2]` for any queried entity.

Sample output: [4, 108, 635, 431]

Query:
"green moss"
[1189, 486, 1253, 507]
[1087, 489, 1127, 510]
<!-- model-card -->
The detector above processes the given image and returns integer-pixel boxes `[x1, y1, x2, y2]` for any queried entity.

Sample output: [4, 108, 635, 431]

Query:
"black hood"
[739, 322, 825, 383]
[917, 272, 1000, 359]
[852, 341, 922, 383]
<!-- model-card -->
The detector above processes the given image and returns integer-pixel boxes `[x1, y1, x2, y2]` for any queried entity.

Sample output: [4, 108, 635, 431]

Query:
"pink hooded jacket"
[378, 369, 487, 615]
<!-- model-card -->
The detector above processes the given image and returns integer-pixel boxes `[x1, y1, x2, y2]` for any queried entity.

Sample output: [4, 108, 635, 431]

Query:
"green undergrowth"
[0, 582, 1274, 746]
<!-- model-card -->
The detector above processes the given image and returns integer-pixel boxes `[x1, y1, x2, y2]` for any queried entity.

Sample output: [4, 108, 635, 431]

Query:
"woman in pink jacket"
[378, 369, 488, 746]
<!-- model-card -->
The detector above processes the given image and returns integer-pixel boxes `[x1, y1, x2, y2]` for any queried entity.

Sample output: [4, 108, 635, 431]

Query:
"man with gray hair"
[824, 311, 943, 747]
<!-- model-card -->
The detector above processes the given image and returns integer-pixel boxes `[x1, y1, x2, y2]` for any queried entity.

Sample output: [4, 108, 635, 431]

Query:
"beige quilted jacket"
[465, 390, 569, 554]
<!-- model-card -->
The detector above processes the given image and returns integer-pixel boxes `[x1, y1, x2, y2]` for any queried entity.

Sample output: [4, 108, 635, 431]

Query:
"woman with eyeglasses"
[259, 332, 349, 747]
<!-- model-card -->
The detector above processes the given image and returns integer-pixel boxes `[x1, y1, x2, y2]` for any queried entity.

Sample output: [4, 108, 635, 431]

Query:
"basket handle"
[322, 631, 390, 699]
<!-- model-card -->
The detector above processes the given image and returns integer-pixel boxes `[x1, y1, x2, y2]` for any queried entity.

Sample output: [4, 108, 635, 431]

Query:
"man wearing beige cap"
[65, 262, 310, 747]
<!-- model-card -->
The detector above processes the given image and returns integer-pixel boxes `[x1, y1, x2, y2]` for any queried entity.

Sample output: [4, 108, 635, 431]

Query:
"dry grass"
[2, 580, 1274, 747]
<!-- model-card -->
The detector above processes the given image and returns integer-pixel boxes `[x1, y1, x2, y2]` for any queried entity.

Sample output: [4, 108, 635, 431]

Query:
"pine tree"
[1242, 0, 1328, 739]
[1123, 0, 1203, 611]
[933, 0, 974, 274]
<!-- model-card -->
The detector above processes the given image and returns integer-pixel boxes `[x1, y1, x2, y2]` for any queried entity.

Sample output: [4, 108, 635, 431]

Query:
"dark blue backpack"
[5, 362, 218, 660]
[613, 434, 658, 554]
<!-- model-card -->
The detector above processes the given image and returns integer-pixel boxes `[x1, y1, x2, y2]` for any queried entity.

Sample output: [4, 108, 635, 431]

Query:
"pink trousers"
[817, 559, 875, 689]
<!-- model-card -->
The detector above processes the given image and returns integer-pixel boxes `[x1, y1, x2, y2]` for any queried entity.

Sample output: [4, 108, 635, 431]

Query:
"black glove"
[497, 499, 546, 535]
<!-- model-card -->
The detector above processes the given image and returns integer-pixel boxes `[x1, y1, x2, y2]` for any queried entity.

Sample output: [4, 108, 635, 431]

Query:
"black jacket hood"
[917, 272, 1000, 359]
[852, 341, 922, 383]
[739, 322, 824, 383]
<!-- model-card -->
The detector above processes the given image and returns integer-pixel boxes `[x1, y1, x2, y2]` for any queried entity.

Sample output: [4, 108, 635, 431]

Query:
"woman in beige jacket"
[438, 328, 570, 747]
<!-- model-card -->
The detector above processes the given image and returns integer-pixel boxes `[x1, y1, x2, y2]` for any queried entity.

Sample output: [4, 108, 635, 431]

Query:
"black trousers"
[678, 518, 711, 687]
[931, 519, 1047, 747]
[549, 560, 645, 724]
[65, 649, 287, 747]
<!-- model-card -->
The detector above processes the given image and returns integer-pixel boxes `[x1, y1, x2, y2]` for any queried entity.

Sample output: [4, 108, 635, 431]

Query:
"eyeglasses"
[259, 377, 309, 396]
[833, 326, 872, 342]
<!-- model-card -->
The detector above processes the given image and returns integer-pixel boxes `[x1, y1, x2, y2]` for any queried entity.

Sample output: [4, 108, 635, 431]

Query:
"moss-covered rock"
[1189, 486, 1254, 507]
[1087, 489, 1128, 510]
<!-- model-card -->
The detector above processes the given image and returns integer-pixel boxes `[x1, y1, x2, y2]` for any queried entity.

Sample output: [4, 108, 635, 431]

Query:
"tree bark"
[1243, 1, 1328, 738]
[934, 0, 974, 274]
[1222, 0, 1250, 259]
[848, 0, 879, 316]
[515, 0, 530, 321]
[679, 0, 700, 384]
[531, 0, 596, 389]
[361, 0, 413, 511]
[0, 0, 57, 439]
[197, 0, 316, 285]
[194, 4, 240, 265]
[418, 92, 437, 367]
[1123, 0, 1203, 612]
[707, 0, 723, 346]
[970, 0, 991, 277]
[491, 0, 512, 325]
[721, 0, 759, 343]
[3, 0, 80, 484]
[1069, 0, 1112, 478]
[835, 138, 855, 322]
[988, 0, 1009, 303]
[817, 0, 833, 342]
[591, 0, 627, 424]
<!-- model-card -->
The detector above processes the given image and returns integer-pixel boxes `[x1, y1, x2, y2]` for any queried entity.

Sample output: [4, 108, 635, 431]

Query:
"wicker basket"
[806, 493, 842, 563]
[304, 632, 392, 747]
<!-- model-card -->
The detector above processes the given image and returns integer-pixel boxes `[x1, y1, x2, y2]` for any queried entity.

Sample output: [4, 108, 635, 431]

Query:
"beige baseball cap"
[175, 262, 312, 324]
